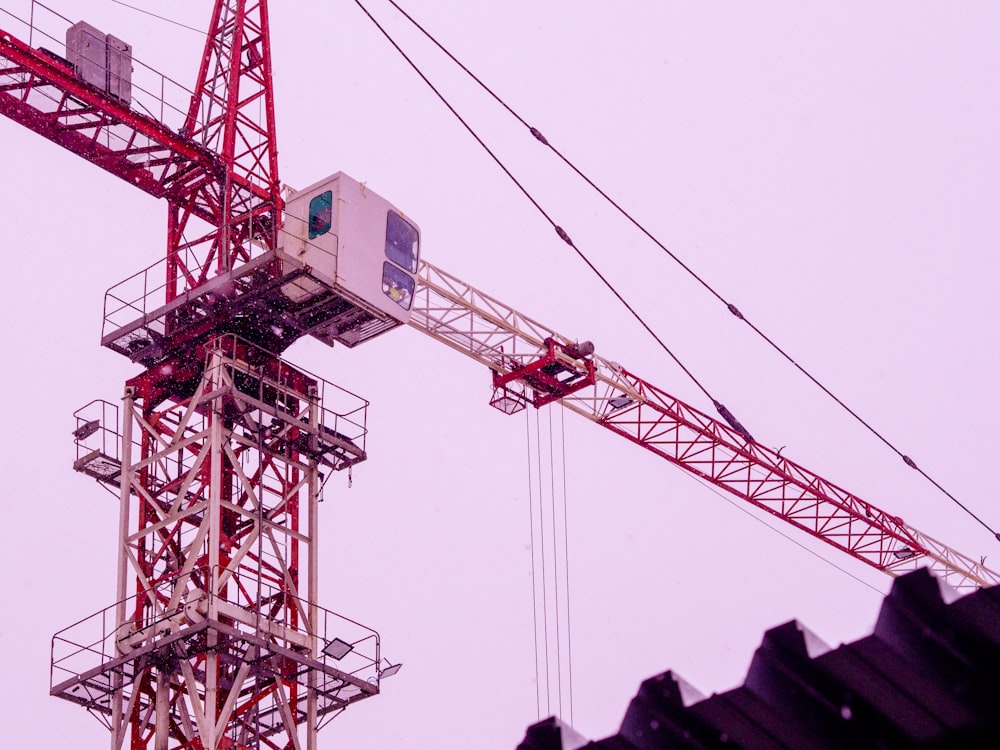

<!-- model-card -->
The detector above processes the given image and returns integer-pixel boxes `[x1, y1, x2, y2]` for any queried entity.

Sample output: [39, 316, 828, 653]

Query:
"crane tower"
[1, 2, 408, 748]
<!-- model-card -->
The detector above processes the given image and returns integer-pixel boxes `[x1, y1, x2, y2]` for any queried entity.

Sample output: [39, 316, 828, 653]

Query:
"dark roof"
[517, 569, 1000, 749]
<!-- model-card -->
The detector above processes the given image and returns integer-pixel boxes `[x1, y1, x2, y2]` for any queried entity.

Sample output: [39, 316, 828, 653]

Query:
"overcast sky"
[1, 1, 998, 748]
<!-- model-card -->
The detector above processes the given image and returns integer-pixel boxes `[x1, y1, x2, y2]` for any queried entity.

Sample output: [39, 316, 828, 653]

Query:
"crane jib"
[408, 260, 999, 592]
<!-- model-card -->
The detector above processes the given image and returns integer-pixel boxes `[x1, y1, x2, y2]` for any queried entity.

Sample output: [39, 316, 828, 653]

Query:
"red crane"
[3, 3, 393, 749]
[0, 2, 995, 749]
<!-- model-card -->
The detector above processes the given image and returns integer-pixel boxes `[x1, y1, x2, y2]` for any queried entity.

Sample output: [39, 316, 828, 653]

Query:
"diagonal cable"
[367, 0, 997, 541]
[351, 0, 754, 446]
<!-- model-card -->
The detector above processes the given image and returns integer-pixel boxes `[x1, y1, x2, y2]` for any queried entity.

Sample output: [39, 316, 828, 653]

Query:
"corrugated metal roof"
[517, 569, 1000, 749]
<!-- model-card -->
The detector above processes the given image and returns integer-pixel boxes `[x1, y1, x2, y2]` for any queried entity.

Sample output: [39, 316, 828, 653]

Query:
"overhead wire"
[110, 0, 205, 35]
[349, 0, 753, 447]
[358, 0, 997, 541]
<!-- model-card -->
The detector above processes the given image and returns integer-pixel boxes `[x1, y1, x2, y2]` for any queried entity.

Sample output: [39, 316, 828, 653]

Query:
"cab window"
[309, 191, 333, 239]
[385, 211, 418, 272]
[382, 262, 415, 310]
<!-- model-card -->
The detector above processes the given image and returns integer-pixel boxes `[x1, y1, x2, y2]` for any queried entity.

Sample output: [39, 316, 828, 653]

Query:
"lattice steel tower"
[26, 2, 402, 748]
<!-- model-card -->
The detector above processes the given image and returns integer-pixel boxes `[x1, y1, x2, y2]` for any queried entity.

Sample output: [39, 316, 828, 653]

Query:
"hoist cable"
[364, 0, 997, 540]
[559, 406, 575, 726]
[548, 405, 564, 719]
[535, 410, 552, 716]
[524, 409, 543, 720]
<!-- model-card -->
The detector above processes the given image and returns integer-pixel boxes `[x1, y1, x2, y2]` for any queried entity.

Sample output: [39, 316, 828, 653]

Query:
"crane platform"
[101, 249, 402, 368]
[51, 573, 383, 737]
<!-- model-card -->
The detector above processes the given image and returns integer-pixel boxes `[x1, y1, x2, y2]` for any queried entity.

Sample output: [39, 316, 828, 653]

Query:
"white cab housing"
[281, 172, 420, 347]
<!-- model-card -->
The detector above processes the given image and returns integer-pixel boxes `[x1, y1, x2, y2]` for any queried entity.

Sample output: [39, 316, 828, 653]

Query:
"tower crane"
[0, 2, 996, 749]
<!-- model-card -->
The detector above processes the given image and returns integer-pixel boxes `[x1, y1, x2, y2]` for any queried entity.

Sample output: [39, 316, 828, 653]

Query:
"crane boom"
[410, 259, 1000, 592]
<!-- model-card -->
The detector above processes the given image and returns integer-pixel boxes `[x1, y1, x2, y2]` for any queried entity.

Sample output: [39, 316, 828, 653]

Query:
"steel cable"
[360, 0, 997, 540]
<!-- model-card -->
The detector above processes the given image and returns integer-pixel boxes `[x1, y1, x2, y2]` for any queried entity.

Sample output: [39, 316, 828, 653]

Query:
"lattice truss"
[55, 337, 378, 750]
[168, 0, 282, 302]
[411, 261, 1000, 591]
[0, 4, 277, 302]
[185, 0, 277, 198]
[0, 9, 220, 222]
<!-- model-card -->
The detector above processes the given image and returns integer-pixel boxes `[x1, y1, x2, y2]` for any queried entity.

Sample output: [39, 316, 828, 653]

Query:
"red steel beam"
[0, 26, 220, 216]
[410, 259, 999, 590]
[591, 367, 922, 570]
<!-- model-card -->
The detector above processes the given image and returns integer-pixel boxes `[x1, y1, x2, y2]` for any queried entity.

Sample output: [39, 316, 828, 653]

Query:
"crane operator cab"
[280, 172, 420, 347]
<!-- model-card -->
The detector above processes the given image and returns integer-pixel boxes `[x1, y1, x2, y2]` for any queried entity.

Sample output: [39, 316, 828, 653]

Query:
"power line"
[363, 0, 997, 541]
[350, 0, 755, 446]
[111, 1, 204, 35]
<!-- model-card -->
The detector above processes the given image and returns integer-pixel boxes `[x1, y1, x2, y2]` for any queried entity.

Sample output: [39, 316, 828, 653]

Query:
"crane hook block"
[490, 338, 596, 412]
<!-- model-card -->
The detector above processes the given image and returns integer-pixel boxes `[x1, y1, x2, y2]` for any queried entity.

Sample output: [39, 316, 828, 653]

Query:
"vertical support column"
[154, 676, 169, 750]
[306, 385, 320, 750]
[205, 348, 224, 750]
[111, 385, 136, 750]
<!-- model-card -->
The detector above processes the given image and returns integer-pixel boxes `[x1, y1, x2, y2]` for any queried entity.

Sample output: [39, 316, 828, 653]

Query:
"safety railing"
[52, 565, 386, 698]
[1, 0, 194, 129]
[207, 334, 369, 466]
[71, 399, 128, 484]
[101, 254, 172, 339]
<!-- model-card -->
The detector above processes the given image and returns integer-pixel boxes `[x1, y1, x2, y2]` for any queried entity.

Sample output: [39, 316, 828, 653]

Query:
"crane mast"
[3, 3, 391, 750]
[1, 2, 997, 749]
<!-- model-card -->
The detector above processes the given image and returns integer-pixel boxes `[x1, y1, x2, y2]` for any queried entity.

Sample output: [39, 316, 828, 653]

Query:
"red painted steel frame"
[492, 337, 596, 408]
[168, 0, 282, 302]
[594, 367, 925, 572]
